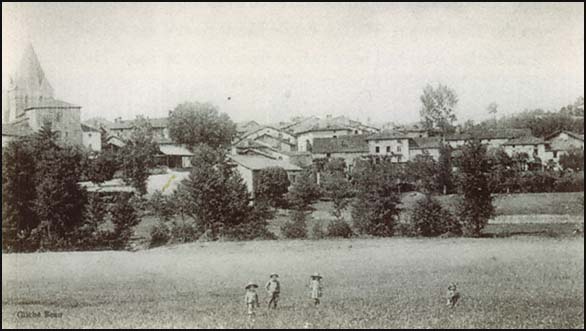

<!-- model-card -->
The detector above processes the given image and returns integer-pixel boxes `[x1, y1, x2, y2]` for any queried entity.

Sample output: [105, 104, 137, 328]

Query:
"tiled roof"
[110, 117, 169, 130]
[503, 136, 546, 146]
[366, 131, 409, 141]
[24, 98, 80, 110]
[2, 122, 33, 137]
[410, 137, 442, 149]
[545, 130, 584, 142]
[447, 129, 530, 141]
[81, 123, 100, 132]
[229, 154, 302, 171]
[159, 144, 194, 156]
[313, 135, 369, 154]
[296, 124, 354, 135]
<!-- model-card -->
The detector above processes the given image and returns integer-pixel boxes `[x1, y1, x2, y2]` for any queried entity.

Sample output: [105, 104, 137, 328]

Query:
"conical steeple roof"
[12, 43, 54, 97]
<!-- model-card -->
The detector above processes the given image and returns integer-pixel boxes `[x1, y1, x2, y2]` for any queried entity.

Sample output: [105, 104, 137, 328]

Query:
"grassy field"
[2, 237, 584, 328]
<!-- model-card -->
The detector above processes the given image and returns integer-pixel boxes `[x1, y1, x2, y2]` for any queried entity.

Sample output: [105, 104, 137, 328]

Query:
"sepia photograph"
[1, 2, 584, 329]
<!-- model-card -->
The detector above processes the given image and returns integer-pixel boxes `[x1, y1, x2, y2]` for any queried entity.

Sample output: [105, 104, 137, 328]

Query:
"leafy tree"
[407, 153, 437, 193]
[2, 137, 38, 250]
[149, 190, 176, 222]
[110, 193, 141, 250]
[288, 169, 321, 210]
[455, 139, 494, 237]
[280, 209, 308, 239]
[169, 102, 237, 149]
[85, 149, 119, 184]
[321, 160, 353, 221]
[176, 154, 253, 240]
[437, 144, 455, 194]
[559, 148, 584, 172]
[487, 148, 518, 193]
[351, 160, 401, 237]
[120, 116, 159, 195]
[410, 195, 461, 237]
[255, 167, 290, 208]
[420, 83, 458, 135]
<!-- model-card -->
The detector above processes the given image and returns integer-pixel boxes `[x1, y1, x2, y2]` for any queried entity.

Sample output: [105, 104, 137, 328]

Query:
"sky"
[2, 2, 584, 125]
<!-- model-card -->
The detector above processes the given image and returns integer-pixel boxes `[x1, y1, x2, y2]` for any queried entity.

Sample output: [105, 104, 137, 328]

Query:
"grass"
[2, 237, 584, 328]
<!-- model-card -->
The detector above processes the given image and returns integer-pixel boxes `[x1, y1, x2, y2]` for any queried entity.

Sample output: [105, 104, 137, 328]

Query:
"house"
[502, 136, 550, 169]
[156, 144, 193, 168]
[445, 129, 530, 149]
[229, 154, 302, 199]
[2, 121, 32, 148]
[544, 131, 584, 162]
[296, 125, 356, 152]
[409, 137, 443, 160]
[109, 117, 170, 141]
[312, 134, 369, 171]
[392, 123, 430, 138]
[232, 139, 293, 161]
[234, 126, 297, 152]
[81, 124, 101, 152]
[365, 132, 411, 163]
[236, 120, 262, 137]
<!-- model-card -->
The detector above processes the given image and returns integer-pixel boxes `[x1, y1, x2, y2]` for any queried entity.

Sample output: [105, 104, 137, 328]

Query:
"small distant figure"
[446, 283, 460, 308]
[244, 282, 260, 317]
[265, 273, 281, 309]
[309, 272, 323, 306]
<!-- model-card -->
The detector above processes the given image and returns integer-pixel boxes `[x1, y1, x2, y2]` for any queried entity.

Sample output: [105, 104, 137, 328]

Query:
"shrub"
[255, 167, 290, 208]
[169, 219, 202, 243]
[410, 195, 461, 237]
[310, 221, 326, 240]
[150, 221, 170, 248]
[281, 210, 308, 239]
[326, 219, 353, 238]
[288, 169, 321, 210]
[110, 193, 141, 250]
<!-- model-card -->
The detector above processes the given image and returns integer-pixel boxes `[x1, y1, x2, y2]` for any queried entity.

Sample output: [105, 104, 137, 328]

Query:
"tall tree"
[420, 83, 458, 135]
[437, 144, 454, 194]
[255, 167, 290, 208]
[169, 102, 237, 149]
[455, 139, 494, 237]
[120, 116, 159, 195]
[288, 169, 321, 210]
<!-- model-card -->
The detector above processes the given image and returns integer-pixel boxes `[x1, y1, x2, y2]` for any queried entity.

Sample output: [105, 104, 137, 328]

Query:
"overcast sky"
[2, 2, 584, 125]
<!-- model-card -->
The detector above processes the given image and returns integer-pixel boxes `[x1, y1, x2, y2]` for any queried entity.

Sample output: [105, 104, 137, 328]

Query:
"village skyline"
[2, 2, 584, 126]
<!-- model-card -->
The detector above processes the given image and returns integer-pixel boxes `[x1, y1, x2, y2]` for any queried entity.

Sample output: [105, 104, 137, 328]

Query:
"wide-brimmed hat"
[245, 282, 258, 289]
[269, 273, 279, 278]
[310, 272, 322, 279]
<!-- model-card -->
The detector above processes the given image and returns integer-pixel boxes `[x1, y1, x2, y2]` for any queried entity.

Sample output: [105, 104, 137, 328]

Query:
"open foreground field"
[2, 237, 584, 328]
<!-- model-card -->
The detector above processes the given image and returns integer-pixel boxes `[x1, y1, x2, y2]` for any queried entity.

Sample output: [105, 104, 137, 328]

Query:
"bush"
[110, 194, 141, 250]
[255, 167, 290, 208]
[281, 210, 308, 239]
[326, 219, 353, 238]
[310, 221, 326, 240]
[220, 219, 277, 241]
[410, 195, 461, 237]
[168, 219, 202, 243]
[150, 221, 170, 248]
[555, 172, 584, 192]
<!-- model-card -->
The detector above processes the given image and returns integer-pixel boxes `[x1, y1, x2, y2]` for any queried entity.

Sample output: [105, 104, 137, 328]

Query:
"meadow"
[2, 236, 584, 328]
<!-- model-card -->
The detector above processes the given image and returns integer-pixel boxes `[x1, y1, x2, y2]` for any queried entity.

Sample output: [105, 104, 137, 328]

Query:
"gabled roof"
[503, 136, 546, 146]
[410, 137, 443, 149]
[24, 98, 80, 110]
[544, 130, 584, 142]
[229, 154, 302, 171]
[366, 131, 409, 141]
[110, 117, 169, 130]
[313, 135, 369, 154]
[81, 123, 100, 132]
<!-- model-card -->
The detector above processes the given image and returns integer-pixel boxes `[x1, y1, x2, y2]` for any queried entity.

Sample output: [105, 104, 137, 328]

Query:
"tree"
[281, 209, 308, 239]
[321, 159, 353, 221]
[110, 193, 141, 250]
[559, 148, 584, 172]
[176, 154, 252, 240]
[85, 149, 119, 184]
[351, 160, 401, 236]
[288, 169, 321, 210]
[437, 144, 455, 194]
[169, 102, 237, 149]
[410, 195, 461, 237]
[407, 153, 437, 193]
[255, 167, 290, 208]
[2, 137, 38, 250]
[487, 102, 498, 128]
[420, 83, 458, 135]
[455, 139, 494, 237]
[120, 116, 159, 195]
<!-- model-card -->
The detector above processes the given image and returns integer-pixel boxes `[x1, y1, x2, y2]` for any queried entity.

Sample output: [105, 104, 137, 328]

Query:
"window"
[553, 151, 558, 158]
[533, 147, 538, 155]
[355, 130, 359, 134]
[290, 175, 297, 183]
[326, 153, 331, 158]
[397, 145, 402, 152]
[375, 146, 380, 153]
[386, 146, 390, 153]
[88, 133, 92, 138]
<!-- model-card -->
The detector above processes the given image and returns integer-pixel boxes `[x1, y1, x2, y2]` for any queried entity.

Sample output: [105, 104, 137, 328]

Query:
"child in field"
[309, 272, 323, 306]
[446, 283, 460, 308]
[244, 282, 260, 317]
[265, 273, 281, 309]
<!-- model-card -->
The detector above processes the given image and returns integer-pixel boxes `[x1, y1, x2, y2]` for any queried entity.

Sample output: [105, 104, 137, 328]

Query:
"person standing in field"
[309, 272, 323, 306]
[265, 273, 281, 309]
[244, 282, 260, 317]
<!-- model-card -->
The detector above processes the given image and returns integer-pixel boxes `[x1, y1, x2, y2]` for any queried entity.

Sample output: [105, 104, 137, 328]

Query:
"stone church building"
[2, 44, 95, 150]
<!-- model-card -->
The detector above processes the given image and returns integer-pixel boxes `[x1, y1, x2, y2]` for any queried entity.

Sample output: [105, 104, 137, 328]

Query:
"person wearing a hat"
[265, 273, 281, 309]
[244, 282, 260, 316]
[309, 272, 323, 306]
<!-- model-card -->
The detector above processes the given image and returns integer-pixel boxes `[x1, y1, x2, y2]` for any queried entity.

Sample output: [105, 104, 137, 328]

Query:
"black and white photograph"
[1, 2, 584, 329]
